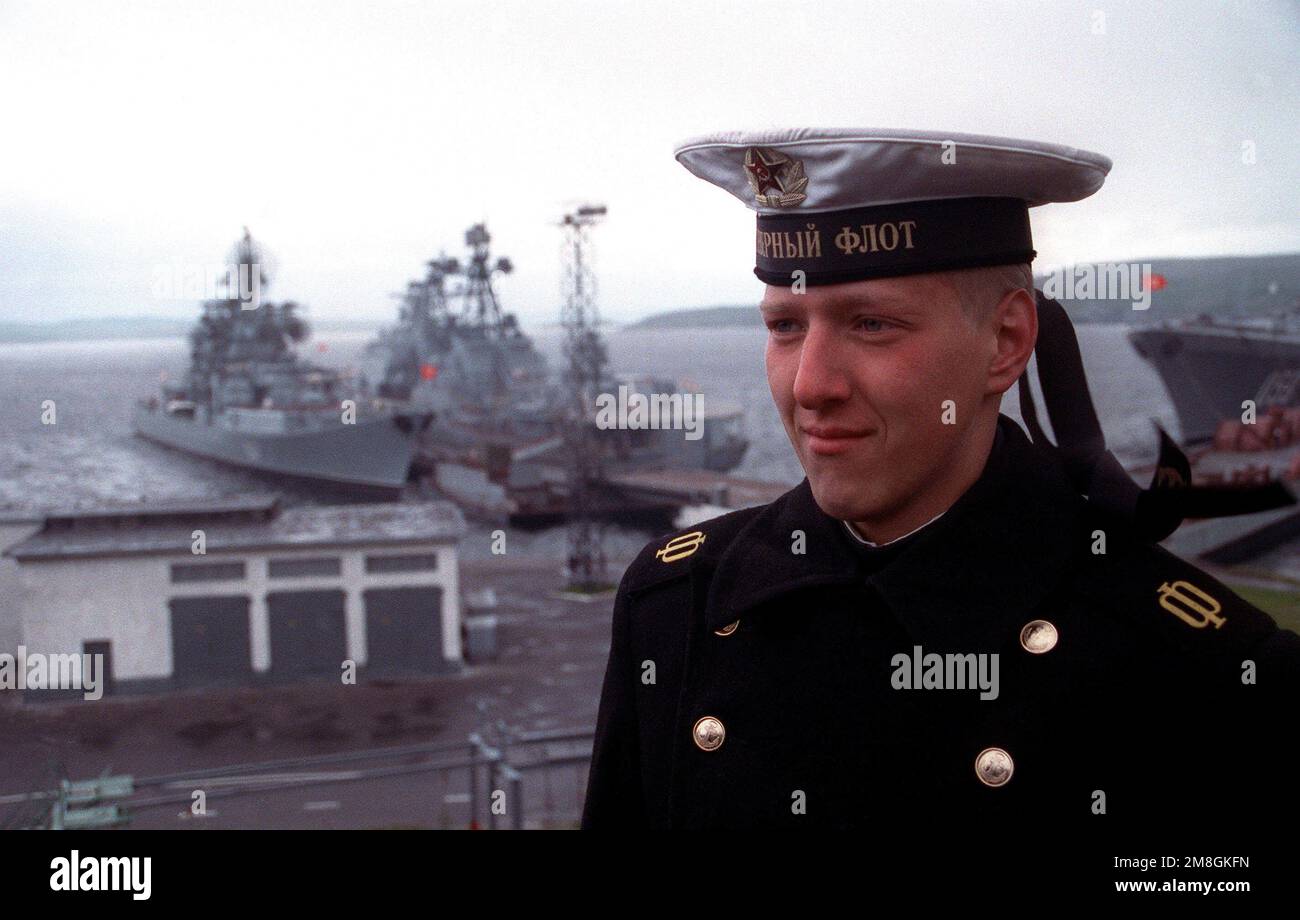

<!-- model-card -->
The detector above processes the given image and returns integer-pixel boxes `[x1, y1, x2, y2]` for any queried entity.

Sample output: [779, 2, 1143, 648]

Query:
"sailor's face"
[762, 273, 996, 530]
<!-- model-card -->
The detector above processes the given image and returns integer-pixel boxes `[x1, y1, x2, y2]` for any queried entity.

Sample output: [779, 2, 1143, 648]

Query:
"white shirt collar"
[841, 510, 947, 548]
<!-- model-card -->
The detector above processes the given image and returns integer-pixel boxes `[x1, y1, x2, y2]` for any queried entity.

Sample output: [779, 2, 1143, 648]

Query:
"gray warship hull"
[133, 405, 423, 496]
[1128, 323, 1300, 444]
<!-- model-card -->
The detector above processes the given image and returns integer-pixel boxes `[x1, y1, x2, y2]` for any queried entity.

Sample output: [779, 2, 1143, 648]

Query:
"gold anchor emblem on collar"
[656, 531, 706, 563]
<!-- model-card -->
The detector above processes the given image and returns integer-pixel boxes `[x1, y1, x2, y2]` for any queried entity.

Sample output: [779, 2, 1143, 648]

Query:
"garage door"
[363, 587, 443, 673]
[169, 596, 252, 686]
[267, 590, 347, 678]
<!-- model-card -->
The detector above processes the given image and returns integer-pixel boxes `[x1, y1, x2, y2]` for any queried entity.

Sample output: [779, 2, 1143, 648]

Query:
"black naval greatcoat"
[581, 414, 1300, 829]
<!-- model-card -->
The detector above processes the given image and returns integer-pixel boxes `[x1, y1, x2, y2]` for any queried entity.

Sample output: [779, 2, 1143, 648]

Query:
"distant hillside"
[1043, 253, 1300, 324]
[626, 253, 1300, 328]
[0, 316, 191, 343]
[0, 315, 382, 343]
[625, 305, 760, 330]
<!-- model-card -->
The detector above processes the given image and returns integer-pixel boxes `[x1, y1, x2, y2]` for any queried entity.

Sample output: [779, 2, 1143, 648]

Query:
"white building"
[3, 495, 465, 694]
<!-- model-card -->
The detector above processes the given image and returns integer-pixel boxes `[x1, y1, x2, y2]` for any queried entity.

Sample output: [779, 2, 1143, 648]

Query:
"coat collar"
[704, 414, 1089, 650]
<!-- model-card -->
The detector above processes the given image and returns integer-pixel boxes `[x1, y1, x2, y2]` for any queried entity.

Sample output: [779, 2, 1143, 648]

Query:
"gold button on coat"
[1019, 619, 1059, 654]
[714, 620, 740, 636]
[975, 747, 1014, 787]
[692, 716, 725, 751]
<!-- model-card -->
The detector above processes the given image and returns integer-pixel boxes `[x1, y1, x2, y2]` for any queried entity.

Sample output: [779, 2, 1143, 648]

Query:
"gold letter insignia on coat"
[1157, 580, 1227, 629]
[656, 531, 706, 563]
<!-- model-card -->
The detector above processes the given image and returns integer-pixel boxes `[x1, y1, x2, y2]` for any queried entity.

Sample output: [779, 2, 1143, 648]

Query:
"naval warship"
[362, 223, 749, 518]
[134, 231, 432, 496]
[363, 224, 559, 449]
[1129, 303, 1300, 445]
[1127, 297, 1300, 565]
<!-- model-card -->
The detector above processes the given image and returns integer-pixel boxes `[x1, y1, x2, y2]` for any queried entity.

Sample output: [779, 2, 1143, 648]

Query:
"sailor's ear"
[986, 287, 1038, 396]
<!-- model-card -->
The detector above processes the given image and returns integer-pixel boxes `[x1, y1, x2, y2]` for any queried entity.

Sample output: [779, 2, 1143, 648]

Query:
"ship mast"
[398, 253, 457, 329]
[458, 223, 513, 332]
[226, 225, 273, 298]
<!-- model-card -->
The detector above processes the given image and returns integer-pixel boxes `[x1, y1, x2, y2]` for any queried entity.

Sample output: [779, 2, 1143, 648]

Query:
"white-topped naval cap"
[672, 128, 1112, 285]
[673, 127, 1112, 213]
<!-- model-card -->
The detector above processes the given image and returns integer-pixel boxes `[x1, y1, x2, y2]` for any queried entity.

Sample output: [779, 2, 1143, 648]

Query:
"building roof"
[41, 494, 282, 522]
[5, 498, 465, 562]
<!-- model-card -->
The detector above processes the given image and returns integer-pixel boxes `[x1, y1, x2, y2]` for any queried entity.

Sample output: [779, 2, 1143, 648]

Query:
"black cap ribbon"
[1018, 291, 1295, 543]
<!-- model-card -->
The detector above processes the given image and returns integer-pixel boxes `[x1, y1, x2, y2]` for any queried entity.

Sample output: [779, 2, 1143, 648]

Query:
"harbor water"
[0, 322, 1178, 561]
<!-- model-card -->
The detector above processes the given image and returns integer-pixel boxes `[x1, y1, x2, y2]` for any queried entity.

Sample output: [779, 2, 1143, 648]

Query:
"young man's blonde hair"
[934, 263, 1036, 327]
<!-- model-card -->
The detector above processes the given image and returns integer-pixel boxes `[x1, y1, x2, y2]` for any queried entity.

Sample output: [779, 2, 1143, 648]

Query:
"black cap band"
[753, 196, 1035, 286]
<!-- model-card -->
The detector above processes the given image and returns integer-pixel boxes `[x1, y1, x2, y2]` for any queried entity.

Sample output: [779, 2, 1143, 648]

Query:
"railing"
[0, 728, 595, 830]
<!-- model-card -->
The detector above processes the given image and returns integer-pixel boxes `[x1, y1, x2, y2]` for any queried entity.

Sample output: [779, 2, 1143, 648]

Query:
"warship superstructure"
[135, 230, 431, 495]
[363, 223, 749, 519]
[363, 224, 558, 446]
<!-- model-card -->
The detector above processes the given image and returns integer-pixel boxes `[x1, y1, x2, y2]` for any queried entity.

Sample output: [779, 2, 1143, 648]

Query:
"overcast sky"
[1, 0, 1296, 326]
